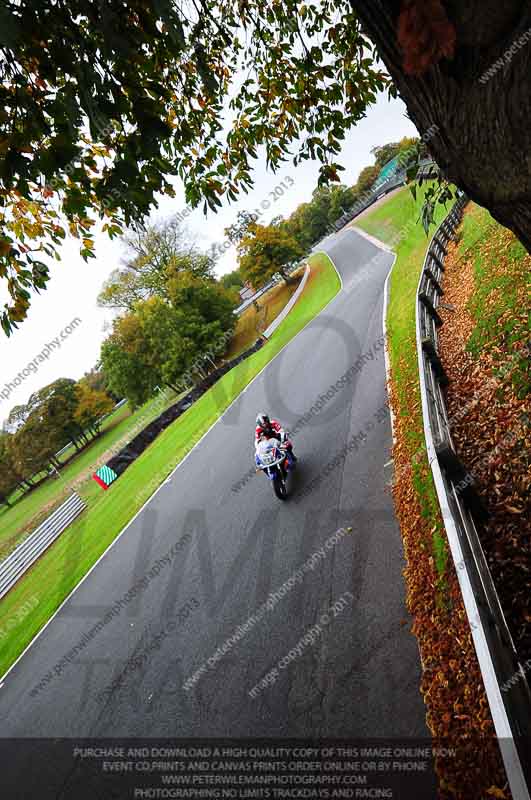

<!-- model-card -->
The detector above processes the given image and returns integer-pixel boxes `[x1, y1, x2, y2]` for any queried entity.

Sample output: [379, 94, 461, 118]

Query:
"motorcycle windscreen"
[255, 438, 280, 465]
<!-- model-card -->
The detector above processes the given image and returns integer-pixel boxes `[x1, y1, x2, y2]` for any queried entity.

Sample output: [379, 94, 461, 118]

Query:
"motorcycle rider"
[255, 413, 297, 464]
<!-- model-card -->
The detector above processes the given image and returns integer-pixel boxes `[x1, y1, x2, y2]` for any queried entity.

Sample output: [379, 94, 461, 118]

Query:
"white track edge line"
[382, 254, 398, 443]
[350, 225, 393, 253]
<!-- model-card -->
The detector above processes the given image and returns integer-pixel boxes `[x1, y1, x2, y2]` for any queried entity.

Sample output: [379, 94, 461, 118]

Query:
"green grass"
[0, 393, 182, 558]
[458, 204, 530, 397]
[0, 252, 340, 678]
[357, 184, 452, 587]
[354, 187, 424, 246]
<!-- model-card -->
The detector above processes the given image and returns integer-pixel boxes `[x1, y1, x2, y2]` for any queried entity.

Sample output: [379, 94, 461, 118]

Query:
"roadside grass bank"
[0, 252, 340, 680]
[356, 188, 508, 798]
[438, 203, 530, 664]
[357, 185, 449, 580]
[0, 402, 131, 553]
[0, 393, 180, 559]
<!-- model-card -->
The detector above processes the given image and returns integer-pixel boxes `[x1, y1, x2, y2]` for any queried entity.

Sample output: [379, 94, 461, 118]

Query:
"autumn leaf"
[485, 787, 507, 799]
[397, 0, 456, 75]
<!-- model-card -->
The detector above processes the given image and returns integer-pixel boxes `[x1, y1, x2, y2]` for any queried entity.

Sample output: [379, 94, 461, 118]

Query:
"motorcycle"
[255, 435, 296, 500]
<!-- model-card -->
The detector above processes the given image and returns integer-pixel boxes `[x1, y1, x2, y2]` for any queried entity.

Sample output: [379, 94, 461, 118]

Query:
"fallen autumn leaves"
[389, 357, 508, 799]
[438, 211, 530, 667]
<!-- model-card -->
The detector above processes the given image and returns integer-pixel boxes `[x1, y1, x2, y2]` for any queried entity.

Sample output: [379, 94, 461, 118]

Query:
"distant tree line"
[0, 373, 115, 507]
[226, 137, 422, 288]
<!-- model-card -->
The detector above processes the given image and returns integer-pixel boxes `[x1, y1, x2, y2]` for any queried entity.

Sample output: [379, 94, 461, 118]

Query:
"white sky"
[0, 92, 417, 424]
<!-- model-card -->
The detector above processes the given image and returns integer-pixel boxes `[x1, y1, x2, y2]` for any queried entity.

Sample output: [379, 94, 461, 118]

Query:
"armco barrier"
[416, 161, 440, 181]
[416, 195, 531, 799]
[0, 493, 86, 601]
[234, 262, 303, 316]
[262, 264, 310, 338]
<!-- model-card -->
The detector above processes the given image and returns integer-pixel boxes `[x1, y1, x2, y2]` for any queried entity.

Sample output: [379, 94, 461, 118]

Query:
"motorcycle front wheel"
[273, 474, 288, 500]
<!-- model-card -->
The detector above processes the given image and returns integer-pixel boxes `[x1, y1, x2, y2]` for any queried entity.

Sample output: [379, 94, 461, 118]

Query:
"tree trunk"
[352, 1, 531, 251]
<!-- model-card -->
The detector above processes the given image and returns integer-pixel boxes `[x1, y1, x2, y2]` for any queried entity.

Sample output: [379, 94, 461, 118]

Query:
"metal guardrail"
[234, 261, 304, 316]
[416, 196, 531, 799]
[339, 175, 406, 225]
[261, 263, 310, 339]
[234, 280, 276, 315]
[0, 493, 86, 601]
[417, 164, 439, 181]
[416, 158, 440, 182]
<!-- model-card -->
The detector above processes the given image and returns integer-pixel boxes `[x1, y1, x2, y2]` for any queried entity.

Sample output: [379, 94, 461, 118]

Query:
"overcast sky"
[0, 92, 417, 424]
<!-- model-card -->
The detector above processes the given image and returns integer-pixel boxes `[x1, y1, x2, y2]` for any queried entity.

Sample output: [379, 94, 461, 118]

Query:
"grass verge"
[460, 204, 530, 397]
[0, 252, 340, 679]
[357, 185, 449, 582]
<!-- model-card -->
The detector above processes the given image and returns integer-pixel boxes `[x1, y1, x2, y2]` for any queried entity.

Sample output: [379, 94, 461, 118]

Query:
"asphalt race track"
[0, 225, 437, 797]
